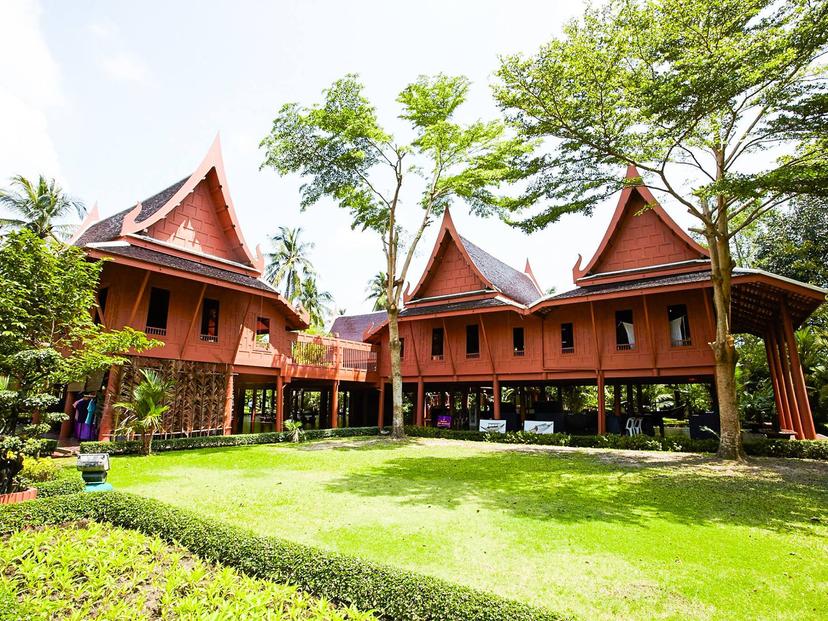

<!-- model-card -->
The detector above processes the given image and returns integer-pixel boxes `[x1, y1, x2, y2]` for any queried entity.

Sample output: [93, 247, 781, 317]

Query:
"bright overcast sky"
[1, 0, 702, 319]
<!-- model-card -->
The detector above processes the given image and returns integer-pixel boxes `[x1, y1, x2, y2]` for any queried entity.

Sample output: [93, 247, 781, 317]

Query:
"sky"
[0, 0, 702, 320]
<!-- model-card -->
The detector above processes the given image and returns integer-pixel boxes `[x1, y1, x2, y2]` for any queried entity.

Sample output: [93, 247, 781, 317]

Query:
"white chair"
[625, 417, 643, 436]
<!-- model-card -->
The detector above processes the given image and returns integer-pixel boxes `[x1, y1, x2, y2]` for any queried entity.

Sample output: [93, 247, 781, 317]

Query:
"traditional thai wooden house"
[355, 167, 825, 440]
[70, 142, 823, 444]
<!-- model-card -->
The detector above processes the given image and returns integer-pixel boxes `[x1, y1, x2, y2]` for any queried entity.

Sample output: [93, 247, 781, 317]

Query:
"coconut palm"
[113, 369, 173, 455]
[0, 175, 85, 240]
[365, 271, 389, 311]
[297, 276, 334, 329]
[265, 226, 314, 302]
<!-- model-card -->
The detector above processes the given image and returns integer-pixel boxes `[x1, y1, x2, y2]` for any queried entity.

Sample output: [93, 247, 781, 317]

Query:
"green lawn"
[109, 438, 828, 621]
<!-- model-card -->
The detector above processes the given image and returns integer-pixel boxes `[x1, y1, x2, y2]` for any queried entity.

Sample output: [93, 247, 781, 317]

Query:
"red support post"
[276, 375, 284, 432]
[222, 368, 234, 435]
[776, 323, 804, 439]
[98, 365, 122, 441]
[377, 382, 385, 429]
[781, 303, 817, 439]
[330, 380, 340, 429]
[597, 373, 606, 434]
[416, 379, 425, 427]
[493, 376, 501, 420]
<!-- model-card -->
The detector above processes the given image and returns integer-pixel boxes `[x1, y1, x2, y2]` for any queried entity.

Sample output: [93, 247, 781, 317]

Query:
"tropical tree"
[114, 369, 173, 455]
[365, 271, 389, 311]
[494, 0, 828, 459]
[297, 275, 334, 329]
[0, 230, 157, 490]
[265, 226, 315, 302]
[0, 175, 86, 240]
[261, 74, 530, 438]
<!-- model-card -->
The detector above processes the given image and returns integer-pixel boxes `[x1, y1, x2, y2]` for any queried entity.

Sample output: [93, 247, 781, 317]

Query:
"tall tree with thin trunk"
[0, 175, 86, 240]
[261, 74, 530, 439]
[265, 226, 314, 302]
[494, 0, 828, 459]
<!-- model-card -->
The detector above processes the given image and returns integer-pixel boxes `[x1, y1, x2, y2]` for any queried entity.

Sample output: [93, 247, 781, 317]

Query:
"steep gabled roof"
[330, 311, 388, 342]
[73, 135, 263, 270]
[572, 166, 709, 284]
[405, 209, 542, 306]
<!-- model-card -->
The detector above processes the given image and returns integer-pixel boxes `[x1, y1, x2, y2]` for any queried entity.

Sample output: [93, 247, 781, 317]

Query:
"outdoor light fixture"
[76, 453, 112, 492]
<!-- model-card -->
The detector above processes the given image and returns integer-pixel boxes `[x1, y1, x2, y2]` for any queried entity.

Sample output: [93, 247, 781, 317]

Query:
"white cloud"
[99, 52, 150, 83]
[0, 0, 64, 183]
[88, 18, 119, 40]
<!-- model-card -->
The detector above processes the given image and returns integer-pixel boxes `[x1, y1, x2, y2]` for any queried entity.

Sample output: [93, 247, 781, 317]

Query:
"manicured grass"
[109, 438, 828, 621]
[0, 521, 374, 620]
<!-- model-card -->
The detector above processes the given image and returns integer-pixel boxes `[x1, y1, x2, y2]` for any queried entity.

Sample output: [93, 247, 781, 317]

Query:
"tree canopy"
[0, 175, 86, 240]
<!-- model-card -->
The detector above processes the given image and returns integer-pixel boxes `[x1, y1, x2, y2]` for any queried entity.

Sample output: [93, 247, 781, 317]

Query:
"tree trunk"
[142, 430, 153, 456]
[706, 217, 746, 461]
[387, 307, 405, 439]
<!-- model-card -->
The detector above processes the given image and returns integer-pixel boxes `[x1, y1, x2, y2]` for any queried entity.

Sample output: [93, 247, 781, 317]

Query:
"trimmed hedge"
[0, 493, 566, 621]
[80, 426, 381, 455]
[32, 476, 85, 497]
[405, 426, 828, 460]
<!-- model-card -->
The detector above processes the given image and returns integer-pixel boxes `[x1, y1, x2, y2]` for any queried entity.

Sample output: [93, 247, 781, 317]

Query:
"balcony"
[289, 333, 377, 374]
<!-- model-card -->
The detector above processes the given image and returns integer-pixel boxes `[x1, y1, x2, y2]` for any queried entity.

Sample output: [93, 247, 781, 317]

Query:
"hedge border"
[80, 426, 381, 455]
[0, 493, 567, 621]
[32, 477, 85, 497]
[404, 426, 828, 460]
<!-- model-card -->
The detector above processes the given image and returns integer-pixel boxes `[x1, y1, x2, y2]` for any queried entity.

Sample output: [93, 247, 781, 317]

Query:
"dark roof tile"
[330, 311, 388, 342]
[459, 236, 541, 305]
[401, 297, 511, 317]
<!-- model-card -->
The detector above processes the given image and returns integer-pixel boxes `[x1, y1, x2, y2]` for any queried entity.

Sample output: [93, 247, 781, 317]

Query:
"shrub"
[0, 493, 566, 621]
[80, 427, 380, 455]
[404, 426, 826, 460]
[32, 477, 84, 497]
[19, 457, 58, 484]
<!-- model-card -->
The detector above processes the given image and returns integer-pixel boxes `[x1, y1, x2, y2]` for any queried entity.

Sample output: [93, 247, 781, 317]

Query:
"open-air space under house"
[60, 138, 823, 445]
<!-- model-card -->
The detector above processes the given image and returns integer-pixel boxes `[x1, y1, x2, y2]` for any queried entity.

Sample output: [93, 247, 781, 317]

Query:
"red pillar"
[377, 382, 385, 429]
[597, 373, 606, 434]
[776, 323, 804, 439]
[58, 389, 74, 445]
[222, 369, 234, 435]
[98, 365, 122, 441]
[276, 375, 284, 432]
[766, 332, 792, 432]
[416, 379, 425, 427]
[492, 376, 501, 420]
[781, 303, 817, 439]
[330, 380, 340, 429]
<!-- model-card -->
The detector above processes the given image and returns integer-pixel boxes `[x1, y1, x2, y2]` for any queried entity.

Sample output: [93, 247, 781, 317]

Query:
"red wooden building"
[69, 143, 823, 443]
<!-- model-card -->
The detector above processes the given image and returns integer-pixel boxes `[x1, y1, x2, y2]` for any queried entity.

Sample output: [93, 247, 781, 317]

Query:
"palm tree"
[365, 271, 389, 311]
[0, 175, 85, 240]
[297, 276, 334, 329]
[113, 369, 173, 455]
[265, 226, 314, 302]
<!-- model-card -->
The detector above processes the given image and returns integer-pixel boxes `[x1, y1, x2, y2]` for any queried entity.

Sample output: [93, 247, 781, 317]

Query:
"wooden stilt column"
[58, 389, 74, 445]
[416, 379, 425, 427]
[493, 376, 501, 420]
[377, 382, 385, 429]
[775, 323, 804, 439]
[330, 380, 340, 429]
[781, 303, 817, 439]
[597, 373, 606, 434]
[98, 365, 122, 441]
[766, 331, 792, 432]
[222, 369, 234, 435]
[276, 375, 284, 432]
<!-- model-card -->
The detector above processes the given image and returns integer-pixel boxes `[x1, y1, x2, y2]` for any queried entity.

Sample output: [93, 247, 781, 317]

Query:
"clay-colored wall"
[418, 239, 485, 299]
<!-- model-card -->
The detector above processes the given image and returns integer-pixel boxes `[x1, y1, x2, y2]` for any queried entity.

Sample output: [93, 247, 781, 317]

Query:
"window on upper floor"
[200, 298, 220, 342]
[399, 337, 405, 359]
[466, 324, 480, 358]
[668, 304, 692, 346]
[94, 287, 108, 325]
[561, 322, 574, 354]
[431, 327, 444, 360]
[513, 327, 525, 356]
[255, 316, 270, 347]
[615, 309, 635, 350]
[145, 287, 170, 336]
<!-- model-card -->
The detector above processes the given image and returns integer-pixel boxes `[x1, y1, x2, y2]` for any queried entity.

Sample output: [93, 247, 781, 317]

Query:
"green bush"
[80, 427, 380, 455]
[404, 426, 827, 460]
[19, 457, 58, 484]
[0, 493, 566, 621]
[32, 476, 84, 497]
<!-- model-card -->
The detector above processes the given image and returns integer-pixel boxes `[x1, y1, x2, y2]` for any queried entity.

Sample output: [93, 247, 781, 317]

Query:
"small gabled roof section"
[572, 166, 709, 285]
[330, 310, 388, 342]
[404, 208, 542, 306]
[74, 135, 264, 271]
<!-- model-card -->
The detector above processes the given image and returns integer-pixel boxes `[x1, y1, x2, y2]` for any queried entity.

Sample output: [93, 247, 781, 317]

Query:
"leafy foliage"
[114, 369, 174, 455]
[0, 522, 375, 620]
[0, 230, 157, 491]
[365, 271, 388, 311]
[265, 225, 315, 301]
[0, 493, 565, 621]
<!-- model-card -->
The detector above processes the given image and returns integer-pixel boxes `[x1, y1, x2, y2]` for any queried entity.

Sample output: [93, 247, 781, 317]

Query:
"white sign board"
[479, 419, 507, 433]
[524, 420, 555, 434]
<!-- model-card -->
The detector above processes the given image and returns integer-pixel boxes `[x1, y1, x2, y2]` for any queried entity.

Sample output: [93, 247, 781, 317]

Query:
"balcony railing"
[145, 326, 166, 336]
[290, 334, 377, 373]
[671, 338, 692, 347]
